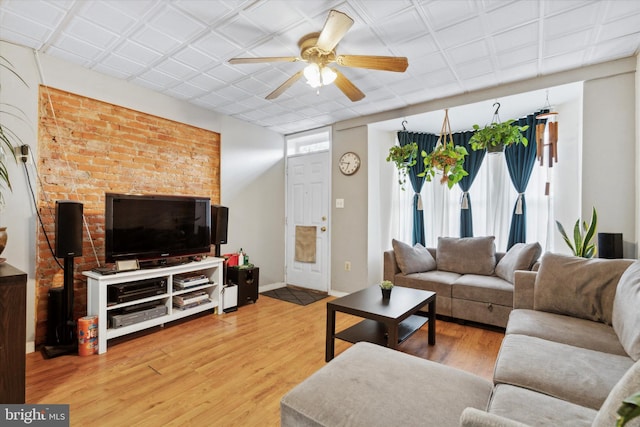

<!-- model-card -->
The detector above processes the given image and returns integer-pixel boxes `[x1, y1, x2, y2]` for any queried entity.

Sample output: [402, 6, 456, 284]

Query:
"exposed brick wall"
[35, 86, 220, 345]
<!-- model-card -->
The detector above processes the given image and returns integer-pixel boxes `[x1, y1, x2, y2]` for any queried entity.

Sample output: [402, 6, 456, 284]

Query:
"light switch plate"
[336, 199, 344, 208]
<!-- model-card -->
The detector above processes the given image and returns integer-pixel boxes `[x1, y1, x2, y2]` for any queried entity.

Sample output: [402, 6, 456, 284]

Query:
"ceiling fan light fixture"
[304, 63, 337, 88]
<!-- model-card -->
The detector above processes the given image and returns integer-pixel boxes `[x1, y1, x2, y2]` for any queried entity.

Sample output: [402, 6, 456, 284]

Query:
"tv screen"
[105, 193, 211, 263]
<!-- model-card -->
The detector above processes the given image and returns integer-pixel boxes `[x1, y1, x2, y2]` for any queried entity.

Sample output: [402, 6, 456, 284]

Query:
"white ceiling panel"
[0, 0, 638, 135]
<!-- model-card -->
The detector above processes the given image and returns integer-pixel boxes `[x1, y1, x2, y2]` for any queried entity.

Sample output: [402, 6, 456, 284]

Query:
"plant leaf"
[556, 220, 575, 254]
[573, 219, 583, 256]
[581, 207, 598, 257]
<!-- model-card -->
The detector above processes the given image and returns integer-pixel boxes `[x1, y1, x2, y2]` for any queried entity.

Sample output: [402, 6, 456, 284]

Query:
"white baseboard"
[329, 290, 348, 298]
[259, 282, 286, 293]
[26, 341, 35, 354]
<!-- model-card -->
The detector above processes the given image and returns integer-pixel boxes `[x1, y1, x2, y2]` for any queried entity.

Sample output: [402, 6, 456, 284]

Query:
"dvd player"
[108, 278, 167, 304]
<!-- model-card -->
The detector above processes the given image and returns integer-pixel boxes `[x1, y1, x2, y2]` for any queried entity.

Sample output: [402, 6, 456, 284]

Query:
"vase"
[381, 288, 392, 300]
[0, 227, 7, 257]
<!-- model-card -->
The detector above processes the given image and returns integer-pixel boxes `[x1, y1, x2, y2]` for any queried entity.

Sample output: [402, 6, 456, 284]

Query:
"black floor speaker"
[598, 233, 623, 259]
[46, 287, 65, 346]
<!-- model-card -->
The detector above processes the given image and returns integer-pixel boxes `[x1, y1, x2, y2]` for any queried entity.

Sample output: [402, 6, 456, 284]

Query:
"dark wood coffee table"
[326, 286, 436, 361]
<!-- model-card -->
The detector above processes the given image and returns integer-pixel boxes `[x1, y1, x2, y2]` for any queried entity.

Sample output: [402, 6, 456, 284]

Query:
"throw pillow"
[495, 242, 542, 284]
[392, 239, 436, 275]
[534, 253, 634, 325]
[436, 236, 496, 275]
[613, 261, 640, 361]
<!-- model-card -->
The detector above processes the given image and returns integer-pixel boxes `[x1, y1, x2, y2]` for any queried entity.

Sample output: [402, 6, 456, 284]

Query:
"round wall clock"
[338, 152, 361, 176]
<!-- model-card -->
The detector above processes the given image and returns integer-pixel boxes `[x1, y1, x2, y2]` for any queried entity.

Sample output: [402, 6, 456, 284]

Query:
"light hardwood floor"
[26, 294, 504, 426]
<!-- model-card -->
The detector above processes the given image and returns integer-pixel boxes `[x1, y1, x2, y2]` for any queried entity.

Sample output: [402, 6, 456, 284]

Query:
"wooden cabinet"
[0, 263, 27, 403]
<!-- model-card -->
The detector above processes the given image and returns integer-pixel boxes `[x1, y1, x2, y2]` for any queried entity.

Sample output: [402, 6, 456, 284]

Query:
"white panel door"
[286, 152, 330, 292]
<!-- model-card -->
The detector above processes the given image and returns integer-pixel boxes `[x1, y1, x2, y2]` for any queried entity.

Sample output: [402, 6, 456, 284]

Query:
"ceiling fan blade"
[336, 55, 408, 72]
[316, 10, 354, 52]
[229, 56, 300, 64]
[266, 70, 304, 100]
[331, 68, 365, 102]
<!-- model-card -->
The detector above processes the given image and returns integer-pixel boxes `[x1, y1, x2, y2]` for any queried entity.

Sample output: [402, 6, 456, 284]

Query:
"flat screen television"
[105, 193, 211, 264]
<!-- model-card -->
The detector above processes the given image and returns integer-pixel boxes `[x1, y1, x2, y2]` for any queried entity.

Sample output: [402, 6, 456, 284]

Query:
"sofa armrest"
[513, 270, 537, 309]
[459, 408, 531, 427]
[384, 250, 399, 282]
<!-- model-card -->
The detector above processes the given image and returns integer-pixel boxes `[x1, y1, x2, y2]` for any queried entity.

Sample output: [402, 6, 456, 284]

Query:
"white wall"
[220, 115, 285, 286]
[331, 125, 368, 293]
[583, 72, 637, 258]
[1, 42, 285, 350]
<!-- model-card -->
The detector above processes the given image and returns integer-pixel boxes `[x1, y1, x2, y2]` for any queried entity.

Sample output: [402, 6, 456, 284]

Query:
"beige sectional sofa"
[281, 253, 640, 427]
[384, 237, 541, 327]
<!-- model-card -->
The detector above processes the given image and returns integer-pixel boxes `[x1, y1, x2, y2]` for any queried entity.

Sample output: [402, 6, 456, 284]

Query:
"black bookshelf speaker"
[598, 232, 623, 259]
[55, 200, 83, 258]
[211, 205, 229, 245]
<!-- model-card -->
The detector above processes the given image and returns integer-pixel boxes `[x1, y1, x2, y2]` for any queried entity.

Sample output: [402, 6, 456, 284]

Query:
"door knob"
[321, 226, 327, 232]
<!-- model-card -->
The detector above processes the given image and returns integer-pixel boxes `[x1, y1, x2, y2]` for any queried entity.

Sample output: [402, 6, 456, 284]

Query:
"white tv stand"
[84, 257, 223, 354]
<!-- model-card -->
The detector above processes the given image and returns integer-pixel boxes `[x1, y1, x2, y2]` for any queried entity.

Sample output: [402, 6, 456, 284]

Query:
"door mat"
[262, 286, 328, 306]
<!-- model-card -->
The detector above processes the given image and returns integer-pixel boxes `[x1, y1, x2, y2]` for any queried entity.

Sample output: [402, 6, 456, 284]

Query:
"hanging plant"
[469, 119, 529, 152]
[469, 103, 529, 152]
[420, 143, 468, 189]
[386, 142, 418, 191]
[417, 109, 468, 189]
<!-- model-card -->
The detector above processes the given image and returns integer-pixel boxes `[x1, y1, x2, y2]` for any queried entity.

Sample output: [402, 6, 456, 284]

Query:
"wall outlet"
[344, 261, 351, 271]
[14, 145, 30, 164]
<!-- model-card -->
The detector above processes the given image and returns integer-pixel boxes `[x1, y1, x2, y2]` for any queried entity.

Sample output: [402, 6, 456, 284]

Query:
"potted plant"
[386, 142, 418, 191]
[555, 207, 598, 258]
[0, 55, 27, 207]
[617, 391, 640, 426]
[469, 119, 529, 153]
[380, 280, 394, 299]
[419, 142, 468, 189]
[0, 55, 28, 257]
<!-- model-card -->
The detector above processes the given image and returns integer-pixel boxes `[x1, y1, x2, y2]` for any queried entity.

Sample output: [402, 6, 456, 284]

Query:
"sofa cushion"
[592, 359, 640, 427]
[452, 274, 513, 307]
[280, 342, 493, 427]
[534, 253, 633, 325]
[495, 242, 542, 284]
[437, 236, 496, 275]
[494, 334, 634, 410]
[392, 239, 436, 275]
[488, 384, 597, 427]
[506, 309, 628, 356]
[613, 260, 640, 361]
[395, 270, 459, 298]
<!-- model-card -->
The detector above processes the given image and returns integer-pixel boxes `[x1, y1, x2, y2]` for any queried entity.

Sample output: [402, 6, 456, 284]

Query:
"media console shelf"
[84, 257, 223, 354]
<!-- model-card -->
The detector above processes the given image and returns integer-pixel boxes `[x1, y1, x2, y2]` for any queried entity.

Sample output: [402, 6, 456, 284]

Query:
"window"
[286, 127, 330, 156]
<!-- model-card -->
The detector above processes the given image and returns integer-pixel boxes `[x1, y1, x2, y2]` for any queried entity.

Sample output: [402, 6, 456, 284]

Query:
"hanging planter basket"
[386, 142, 418, 191]
[418, 109, 468, 189]
[469, 103, 529, 153]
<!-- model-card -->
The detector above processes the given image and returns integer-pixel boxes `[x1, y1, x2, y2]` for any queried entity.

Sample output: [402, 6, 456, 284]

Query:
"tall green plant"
[555, 207, 598, 258]
[0, 55, 29, 206]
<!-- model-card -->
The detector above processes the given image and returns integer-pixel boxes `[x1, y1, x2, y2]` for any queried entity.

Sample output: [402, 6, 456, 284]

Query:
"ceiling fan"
[228, 9, 409, 102]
